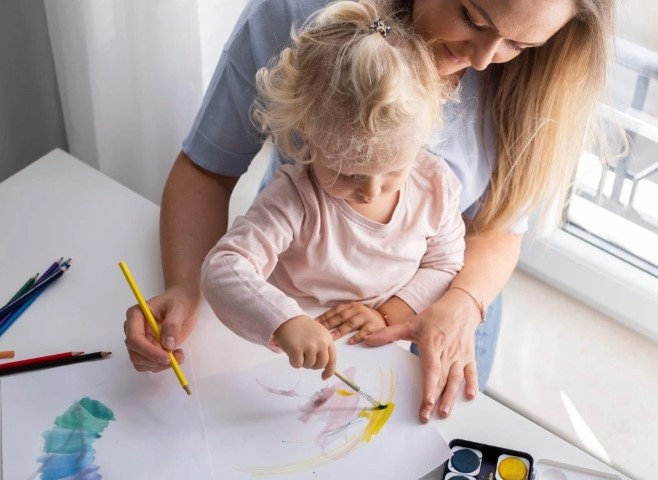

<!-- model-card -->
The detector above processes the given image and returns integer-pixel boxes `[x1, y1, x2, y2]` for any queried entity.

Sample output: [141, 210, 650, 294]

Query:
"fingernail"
[160, 356, 171, 366]
[421, 409, 431, 422]
[440, 404, 451, 416]
[467, 388, 477, 399]
[164, 336, 175, 349]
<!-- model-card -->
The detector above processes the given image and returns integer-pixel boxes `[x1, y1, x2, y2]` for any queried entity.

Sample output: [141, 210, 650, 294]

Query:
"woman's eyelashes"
[459, 5, 526, 52]
[460, 5, 487, 31]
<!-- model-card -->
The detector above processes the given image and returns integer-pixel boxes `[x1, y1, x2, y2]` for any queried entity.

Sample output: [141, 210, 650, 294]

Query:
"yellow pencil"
[118, 261, 191, 395]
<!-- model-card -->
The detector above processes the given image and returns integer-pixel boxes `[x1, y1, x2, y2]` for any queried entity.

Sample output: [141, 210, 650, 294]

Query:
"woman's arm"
[123, 151, 239, 372]
[365, 230, 522, 422]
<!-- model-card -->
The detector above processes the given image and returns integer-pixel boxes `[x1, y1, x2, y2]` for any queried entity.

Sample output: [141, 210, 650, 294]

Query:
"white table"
[0, 150, 629, 479]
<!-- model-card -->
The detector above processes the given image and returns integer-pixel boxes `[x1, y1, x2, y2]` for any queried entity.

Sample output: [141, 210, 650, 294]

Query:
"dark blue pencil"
[37, 257, 65, 285]
[0, 264, 70, 319]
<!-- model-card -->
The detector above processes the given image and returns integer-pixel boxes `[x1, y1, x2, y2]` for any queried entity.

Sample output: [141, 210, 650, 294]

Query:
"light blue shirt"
[182, 0, 526, 232]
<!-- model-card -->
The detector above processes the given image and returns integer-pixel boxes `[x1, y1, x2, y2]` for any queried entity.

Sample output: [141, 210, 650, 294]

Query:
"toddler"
[201, 0, 464, 380]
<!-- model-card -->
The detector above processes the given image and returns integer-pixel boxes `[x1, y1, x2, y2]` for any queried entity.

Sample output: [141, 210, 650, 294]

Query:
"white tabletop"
[0, 150, 628, 479]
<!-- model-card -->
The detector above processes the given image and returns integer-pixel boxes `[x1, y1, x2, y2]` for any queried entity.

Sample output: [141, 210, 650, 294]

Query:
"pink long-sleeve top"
[201, 149, 465, 349]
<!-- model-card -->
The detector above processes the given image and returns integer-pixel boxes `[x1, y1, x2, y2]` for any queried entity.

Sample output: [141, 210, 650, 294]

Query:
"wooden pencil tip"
[101, 352, 112, 358]
[184, 385, 192, 395]
[72, 351, 84, 356]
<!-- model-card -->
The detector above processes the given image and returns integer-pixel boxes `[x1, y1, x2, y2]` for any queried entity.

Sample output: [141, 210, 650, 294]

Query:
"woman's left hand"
[316, 302, 387, 344]
[364, 289, 481, 422]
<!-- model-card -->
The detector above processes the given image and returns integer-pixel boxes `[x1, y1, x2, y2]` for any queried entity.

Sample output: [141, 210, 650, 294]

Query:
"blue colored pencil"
[34, 257, 65, 287]
[0, 263, 70, 320]
[0, 289, 46, 337]
[0, 258, 71, 337]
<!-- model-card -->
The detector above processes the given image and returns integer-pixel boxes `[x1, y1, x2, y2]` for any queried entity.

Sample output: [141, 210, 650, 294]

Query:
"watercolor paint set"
[436, 439, 622, 480]
[440, 439, 532, 480]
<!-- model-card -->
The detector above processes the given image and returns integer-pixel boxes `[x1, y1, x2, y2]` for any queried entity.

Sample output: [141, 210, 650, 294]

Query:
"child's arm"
[201, 169, 309, 348]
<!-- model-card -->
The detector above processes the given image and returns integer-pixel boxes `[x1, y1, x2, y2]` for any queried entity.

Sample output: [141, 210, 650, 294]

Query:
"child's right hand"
[273, 315, 336, 380]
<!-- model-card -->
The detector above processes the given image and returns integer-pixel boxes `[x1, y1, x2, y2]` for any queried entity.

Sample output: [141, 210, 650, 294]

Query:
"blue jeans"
[410, 294, 502, 392]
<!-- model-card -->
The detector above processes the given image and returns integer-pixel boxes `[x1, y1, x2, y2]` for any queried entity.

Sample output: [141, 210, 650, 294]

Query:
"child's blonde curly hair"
[253, 0, 448, 172]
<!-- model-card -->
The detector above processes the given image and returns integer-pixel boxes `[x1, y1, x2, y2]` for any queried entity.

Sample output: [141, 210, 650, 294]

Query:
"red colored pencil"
[0, 351, 83, 371]
[0, 351, 110, 377]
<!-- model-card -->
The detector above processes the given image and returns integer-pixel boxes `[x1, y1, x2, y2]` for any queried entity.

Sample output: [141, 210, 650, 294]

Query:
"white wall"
[0, 0, 67, 182]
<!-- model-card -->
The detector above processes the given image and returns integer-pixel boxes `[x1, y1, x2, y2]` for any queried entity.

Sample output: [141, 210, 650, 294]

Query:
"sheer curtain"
[44, 0, 247, 204]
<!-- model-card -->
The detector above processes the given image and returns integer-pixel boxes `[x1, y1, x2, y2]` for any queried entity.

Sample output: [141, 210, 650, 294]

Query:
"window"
[519, 4, 658, 342]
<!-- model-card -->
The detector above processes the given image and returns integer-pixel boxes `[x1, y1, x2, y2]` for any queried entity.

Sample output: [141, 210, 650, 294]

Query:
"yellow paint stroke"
[358, 402, 394, 442]
[335, 389, 355, 396]
[236, 368, 397, 476]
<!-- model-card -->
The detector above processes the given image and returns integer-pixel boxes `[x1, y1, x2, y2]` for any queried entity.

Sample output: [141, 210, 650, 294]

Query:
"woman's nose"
[466, 34, 503, 71]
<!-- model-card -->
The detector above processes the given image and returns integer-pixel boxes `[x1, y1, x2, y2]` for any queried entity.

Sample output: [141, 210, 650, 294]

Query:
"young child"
[201, 0, 464, 381]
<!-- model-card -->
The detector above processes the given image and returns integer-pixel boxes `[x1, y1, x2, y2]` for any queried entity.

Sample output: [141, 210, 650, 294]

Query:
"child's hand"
[273, 315, 336, 380]
[316, 303, 387, 345]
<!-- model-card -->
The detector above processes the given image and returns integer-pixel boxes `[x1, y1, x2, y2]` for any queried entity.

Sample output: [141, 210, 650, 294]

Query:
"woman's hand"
[123, 285, 199, 372]
[316, 302, 387, 344]
[364, 289, 481, 422]
[273, 315, 336, 380]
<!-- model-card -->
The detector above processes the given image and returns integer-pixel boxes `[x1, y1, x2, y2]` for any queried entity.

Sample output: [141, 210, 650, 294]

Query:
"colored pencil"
[0, 351, 110, 377]
[118, 261, 191, 395]
[4, 274, 39, 306]
[0, 288, 46, 337]
[0, 264, 70, 319]
[2, 256, 63, 308]
[0, 351, 82, 370]
[0, 350, 15, 359]
[43, 257, 65, 277]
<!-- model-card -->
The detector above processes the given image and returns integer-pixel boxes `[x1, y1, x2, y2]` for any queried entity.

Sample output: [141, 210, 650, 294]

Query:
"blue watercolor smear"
[38, 397, 115, 480]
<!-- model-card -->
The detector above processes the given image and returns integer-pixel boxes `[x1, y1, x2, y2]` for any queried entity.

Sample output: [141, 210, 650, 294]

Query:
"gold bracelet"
[376, 309, 390, 326]
[448, 286, 485, 324]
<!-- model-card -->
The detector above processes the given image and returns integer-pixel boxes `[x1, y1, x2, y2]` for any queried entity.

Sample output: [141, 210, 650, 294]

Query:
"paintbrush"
[334, 370, 387, 409]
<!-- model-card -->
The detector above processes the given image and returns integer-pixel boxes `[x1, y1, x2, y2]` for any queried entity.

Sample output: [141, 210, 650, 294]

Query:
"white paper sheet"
[1, 354, 213, 480]
[198, 342, 451, 479]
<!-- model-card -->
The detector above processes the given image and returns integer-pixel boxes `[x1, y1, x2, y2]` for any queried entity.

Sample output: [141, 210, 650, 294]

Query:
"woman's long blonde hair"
[393, 0, 615, 233]
[253, 0, 448, 170]
[477, 0, 616, 233]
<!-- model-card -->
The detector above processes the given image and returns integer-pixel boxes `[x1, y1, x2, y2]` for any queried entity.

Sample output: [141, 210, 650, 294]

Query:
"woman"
[123, 0, 614, 423]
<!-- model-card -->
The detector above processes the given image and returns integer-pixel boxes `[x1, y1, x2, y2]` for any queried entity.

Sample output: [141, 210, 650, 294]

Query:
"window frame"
[519, 223, 658, 342]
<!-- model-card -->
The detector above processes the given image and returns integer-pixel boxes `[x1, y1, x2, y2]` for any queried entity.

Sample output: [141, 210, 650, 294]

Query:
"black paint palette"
[441, 439, 533, 480]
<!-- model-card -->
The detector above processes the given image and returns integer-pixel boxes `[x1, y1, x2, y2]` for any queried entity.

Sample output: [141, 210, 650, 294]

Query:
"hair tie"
[369, 18, 392, 38]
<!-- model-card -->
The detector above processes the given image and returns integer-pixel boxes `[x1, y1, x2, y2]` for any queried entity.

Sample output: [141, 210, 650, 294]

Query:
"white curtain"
[44, 0, 247, 204]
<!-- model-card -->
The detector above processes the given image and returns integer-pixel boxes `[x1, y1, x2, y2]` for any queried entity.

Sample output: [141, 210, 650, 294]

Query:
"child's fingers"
[317, 305, 352, 329]
[322, 343, 337, 380]
[302, 348, 318, 369]
[331, 318, 358, 340]
[320, 314, 345, 330]
[287, 349, 304, 369]
[312, 348, 329, 370]
[348, 321, 383, 345]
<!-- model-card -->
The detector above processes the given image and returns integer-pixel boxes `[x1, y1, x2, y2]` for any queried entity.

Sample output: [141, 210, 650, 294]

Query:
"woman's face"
[413, 0, 575, 76]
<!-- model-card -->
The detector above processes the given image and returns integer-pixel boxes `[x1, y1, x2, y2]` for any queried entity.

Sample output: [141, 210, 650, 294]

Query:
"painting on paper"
[198, 342, 451, 479]
[1, 355, 213, 479]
